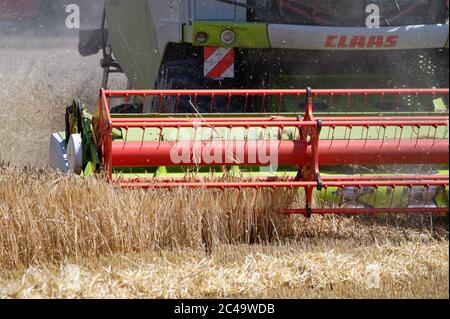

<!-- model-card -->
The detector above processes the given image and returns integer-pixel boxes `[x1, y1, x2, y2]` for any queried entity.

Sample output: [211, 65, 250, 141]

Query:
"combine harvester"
[50, 0, 449, 217]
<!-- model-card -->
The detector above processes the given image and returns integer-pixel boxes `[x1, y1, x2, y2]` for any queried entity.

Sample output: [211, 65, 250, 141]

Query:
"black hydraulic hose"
[75, 101, 83, 139]
[65, 101, 84, 145]
[65, 106, 71, 146]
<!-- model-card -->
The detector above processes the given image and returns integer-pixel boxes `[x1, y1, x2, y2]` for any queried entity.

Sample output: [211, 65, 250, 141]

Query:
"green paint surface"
[191, 21, 270, 48]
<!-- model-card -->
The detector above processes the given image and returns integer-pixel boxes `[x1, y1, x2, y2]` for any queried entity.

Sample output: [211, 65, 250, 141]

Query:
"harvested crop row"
[0, 243, 448, 298]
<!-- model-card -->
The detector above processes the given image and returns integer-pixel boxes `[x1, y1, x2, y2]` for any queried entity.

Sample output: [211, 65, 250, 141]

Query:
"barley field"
[0, 166, 448, 298]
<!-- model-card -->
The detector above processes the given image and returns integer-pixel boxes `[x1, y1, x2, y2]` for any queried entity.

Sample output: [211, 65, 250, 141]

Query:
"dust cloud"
[0, 1, 125, 167]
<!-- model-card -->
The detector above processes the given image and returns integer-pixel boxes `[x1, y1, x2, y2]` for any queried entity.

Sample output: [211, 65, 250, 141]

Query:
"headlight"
[220, 29, 236, 45]
[196, 32, 208, 43]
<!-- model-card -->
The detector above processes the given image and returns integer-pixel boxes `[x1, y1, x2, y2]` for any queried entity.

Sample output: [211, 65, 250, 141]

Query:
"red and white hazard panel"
[203, 47, 235, 79]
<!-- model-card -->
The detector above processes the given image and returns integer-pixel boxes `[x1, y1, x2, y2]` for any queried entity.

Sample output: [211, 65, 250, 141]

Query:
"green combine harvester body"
[50, 0, 449, 216]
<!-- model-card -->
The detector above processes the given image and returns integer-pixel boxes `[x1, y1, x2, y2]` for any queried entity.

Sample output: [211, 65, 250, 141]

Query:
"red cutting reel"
[94, 88, 449, 216]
